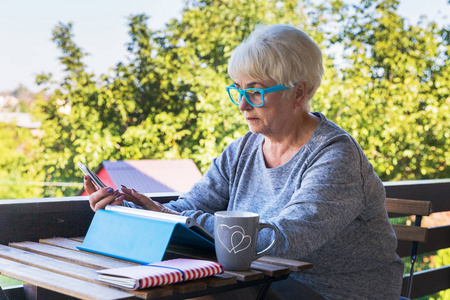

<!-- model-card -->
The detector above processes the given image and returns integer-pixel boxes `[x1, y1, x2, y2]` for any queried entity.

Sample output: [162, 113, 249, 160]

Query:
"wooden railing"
[0, 192, 180, 246]
[1, 180, 449, 299]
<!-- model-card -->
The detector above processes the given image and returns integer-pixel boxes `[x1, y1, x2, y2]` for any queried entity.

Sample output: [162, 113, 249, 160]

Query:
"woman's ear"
[294, 82, 308, 109]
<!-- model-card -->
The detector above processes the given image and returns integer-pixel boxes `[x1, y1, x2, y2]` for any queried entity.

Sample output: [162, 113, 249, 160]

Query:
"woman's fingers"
[131, 189, 158, 210]
[89, 187, 123, 212]
[120, 188, 142, 204]
[121, 188, 154, 209]
[120, 187, 137, 202]
[84, 175, 97, 195]
[87, 185, 179, 215]
[121, 188, 162, 211]
[110, 195, 124, 207]
[127, 189, 179, 215]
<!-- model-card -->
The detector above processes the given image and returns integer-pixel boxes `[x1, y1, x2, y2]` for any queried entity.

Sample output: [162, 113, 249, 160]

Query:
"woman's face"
[234, 78, 299, 139]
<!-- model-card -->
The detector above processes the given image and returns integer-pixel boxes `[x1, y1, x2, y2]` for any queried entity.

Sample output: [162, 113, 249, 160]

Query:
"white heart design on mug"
[217, 224, 252, 254]
[231, 231, 251, 253]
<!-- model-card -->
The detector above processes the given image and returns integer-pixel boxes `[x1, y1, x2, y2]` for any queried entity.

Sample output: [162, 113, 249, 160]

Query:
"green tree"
[32, 0, 449, 195]
[34, 22, 122, 196]
[33, 0, 342, 189]
[314, 0, 450, 181]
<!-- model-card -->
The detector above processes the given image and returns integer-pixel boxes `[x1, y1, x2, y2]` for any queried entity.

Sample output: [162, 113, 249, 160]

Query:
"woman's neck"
[262, 112, 320, 168]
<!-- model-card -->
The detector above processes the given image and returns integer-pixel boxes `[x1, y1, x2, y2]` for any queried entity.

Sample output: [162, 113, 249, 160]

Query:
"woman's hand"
[84, 175, 124, 211]
[121, 187, 180, 215]
[84, 175, 179, 215]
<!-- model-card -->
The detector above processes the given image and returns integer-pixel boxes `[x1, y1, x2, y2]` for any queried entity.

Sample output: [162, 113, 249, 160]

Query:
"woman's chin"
[247, 125, 263, 135]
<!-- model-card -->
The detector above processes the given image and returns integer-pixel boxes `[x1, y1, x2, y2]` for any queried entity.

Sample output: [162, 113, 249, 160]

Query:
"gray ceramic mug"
[214, 211, 279, 271]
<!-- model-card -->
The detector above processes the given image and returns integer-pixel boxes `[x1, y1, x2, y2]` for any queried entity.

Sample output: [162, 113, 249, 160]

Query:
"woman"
[86, 24, 404, 299]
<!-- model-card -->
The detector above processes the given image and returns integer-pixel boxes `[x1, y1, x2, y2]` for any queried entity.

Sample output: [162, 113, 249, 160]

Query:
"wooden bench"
[385, 180, 450, 299]
[387, 198, 431, 299]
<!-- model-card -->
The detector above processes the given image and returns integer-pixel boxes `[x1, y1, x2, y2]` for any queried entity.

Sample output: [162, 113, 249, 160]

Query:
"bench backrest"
[387, 198, 431, 243]
[386, 197, 450, 299]
[386, 198, 431, 299]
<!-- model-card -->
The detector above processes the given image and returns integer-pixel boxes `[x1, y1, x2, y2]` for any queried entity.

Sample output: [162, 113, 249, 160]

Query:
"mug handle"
[254, 222, 279, 260]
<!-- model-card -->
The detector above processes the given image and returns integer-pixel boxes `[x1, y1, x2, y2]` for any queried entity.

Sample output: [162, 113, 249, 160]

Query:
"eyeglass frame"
[225, 84, 290, 107]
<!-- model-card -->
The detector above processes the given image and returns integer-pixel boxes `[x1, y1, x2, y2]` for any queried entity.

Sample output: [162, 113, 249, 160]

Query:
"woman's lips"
[246, 117, 258, 122]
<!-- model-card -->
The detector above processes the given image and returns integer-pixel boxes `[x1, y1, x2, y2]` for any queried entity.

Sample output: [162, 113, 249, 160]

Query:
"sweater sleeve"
[163, 133, 257, 233]
[163, 153, 232, 233]
[258, 135, 368, 259]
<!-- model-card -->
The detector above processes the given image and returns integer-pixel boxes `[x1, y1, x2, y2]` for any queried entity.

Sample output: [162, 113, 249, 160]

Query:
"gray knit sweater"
[162, 112, 404, 299]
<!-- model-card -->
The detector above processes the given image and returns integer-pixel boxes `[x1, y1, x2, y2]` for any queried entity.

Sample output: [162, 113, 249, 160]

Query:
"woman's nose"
[239, 95, 252, 111]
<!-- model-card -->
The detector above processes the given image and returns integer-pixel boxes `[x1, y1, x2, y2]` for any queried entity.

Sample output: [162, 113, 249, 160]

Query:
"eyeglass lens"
[229, 89, 263, 106]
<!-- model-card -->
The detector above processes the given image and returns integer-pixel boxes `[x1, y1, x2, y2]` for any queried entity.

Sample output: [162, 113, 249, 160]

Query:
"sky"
[0, 0, 449, 94]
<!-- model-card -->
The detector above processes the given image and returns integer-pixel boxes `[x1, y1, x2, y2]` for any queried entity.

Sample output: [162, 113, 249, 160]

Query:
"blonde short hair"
[228, 24, 324, 108]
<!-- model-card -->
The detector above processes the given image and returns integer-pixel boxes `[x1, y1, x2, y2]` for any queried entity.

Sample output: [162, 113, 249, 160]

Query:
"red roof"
[80, 159, 202, 196]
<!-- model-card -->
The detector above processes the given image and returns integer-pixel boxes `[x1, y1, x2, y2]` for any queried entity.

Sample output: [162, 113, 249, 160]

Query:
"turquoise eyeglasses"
[225, 84, 290, 107]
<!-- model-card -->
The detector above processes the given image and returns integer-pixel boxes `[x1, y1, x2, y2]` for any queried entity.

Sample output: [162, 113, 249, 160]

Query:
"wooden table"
[0, 237, 313, 300]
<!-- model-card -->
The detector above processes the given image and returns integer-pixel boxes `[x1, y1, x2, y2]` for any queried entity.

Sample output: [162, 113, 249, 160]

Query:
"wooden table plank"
[171, 280, 207, 294]
[257, 256, 314, 272]
[0, 257, 135, 300]
[40, 238, 192, 263]
[40, 238, 144, 266]
[40, 237, 83, 251]
[201, 273, 237, 287]
[9, 241, 136, 270]
[70, 236, 85, 242]
[0, 244, 172, 300]
[0, 244, 99, 282]
[224, 269, 264, 282]
[250, 261, 291, 276]
[39, 237, 83, 250]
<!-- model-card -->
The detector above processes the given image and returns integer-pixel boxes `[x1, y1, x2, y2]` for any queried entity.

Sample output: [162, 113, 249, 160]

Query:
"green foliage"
[1, 0, 446, 198]
[315, 0, 450, 181]
[430, 248, 450, 299]
[402, 248, 450, 300]
[0, 122, 43, 199]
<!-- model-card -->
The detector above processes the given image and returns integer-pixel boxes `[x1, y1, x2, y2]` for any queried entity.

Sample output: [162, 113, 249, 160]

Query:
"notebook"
[97, 258, 224, 290]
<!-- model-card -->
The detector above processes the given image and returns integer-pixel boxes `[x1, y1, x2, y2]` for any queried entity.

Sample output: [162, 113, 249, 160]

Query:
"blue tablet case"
[77, 209, 215, 264]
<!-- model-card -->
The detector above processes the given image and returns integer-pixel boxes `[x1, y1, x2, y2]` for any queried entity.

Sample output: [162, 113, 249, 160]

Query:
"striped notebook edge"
[97, 258, 224, 290]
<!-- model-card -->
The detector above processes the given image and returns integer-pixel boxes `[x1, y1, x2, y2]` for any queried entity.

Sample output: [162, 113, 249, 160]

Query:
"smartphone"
[78, 162, 107, 189]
